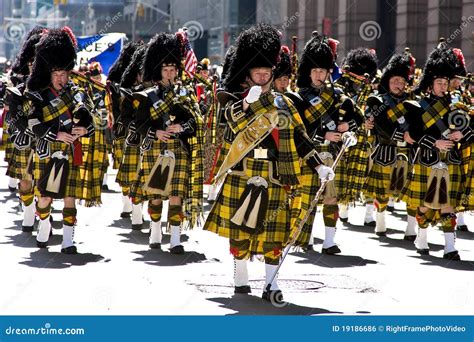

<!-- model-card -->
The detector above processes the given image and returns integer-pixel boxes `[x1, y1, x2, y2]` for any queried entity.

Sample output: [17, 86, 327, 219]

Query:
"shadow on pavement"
[292, 251, 378, 268]
[208, 294, 343, 315]
[132, 248, 208, 267]
[20, 249, 106, 269]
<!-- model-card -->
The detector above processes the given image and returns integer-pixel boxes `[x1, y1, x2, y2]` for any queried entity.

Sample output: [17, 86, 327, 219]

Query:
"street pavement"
[0, 151, 472, 315]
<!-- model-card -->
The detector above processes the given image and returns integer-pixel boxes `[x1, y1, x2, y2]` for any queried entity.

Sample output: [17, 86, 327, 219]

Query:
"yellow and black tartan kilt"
[462, 145, 474, 210]
[363, 162, 401, 200]
[130, 138, 190, 202]
[399, 162, 463, 209]
[204, 157, 292, 256]
[292, 153, 346, 246]
[33, 142, 84, 199]
[112, 138, 125, 170]
[345, 131, 372, 201]
[116, 143, 140, 187]
[80, 130, 108, 206]
[6, 148, 34, 180]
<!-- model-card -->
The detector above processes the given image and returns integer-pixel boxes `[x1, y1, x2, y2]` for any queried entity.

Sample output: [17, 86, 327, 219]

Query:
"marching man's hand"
[316, 165, 335, 181]
[244, 86, 262, 104]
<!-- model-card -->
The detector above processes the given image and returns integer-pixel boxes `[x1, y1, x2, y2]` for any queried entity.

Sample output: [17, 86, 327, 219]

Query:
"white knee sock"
[322, 226, 336, 248]
[149, 221, 162, 244]
[170, 225, 181, 248]
[62, 224, 75, 248]
[36, 217, 51, 243]
[234, 258, 249, 287]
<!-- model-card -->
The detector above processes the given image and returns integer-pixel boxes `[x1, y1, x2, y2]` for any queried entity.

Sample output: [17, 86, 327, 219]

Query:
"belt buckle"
[254, 147, 268, 159]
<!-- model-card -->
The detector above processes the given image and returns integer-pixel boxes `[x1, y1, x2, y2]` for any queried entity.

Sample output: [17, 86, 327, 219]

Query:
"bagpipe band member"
[4, 26, 47, 232]
[27, 27, 94, 254]
[131, 32, 204, 254]
[203, 24, 334, 304]
[287, 31, 359, 254]
[363, 51, 419, 239]
[400, 44, 472, 261]
[115, 45, 148, 227]
[336, 48, 378, 226]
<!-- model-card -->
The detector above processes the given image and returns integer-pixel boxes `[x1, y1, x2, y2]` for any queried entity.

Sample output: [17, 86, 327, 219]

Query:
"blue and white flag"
[76, 33, 126, 76]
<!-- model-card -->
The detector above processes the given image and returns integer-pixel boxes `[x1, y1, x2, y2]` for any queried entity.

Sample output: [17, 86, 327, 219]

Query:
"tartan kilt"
[33, 142, 83, 199]
[112, 138, 125, 170]
[345, 130, 372, 201]
[399, 161, 463, 209]
[363, 163, 397, 200]
[116, 143, 140, 187]
[204, 157, 292, 256]
[462, 145, 474, 210]
[130, 138, 190, 202]
[6, 147, 34, 180]
[80, 130, 108, 206]
[293, 153, 346, 246]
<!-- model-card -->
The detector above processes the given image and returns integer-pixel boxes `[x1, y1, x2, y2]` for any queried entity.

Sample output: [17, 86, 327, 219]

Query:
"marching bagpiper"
[107, 41, 144, 218]
[336, 48, 379, 226]
[130, 32, 204, 254]
[273, 46, 292, 93]
[26, 27, 95, 254]
[204, 24, 333, 303]
[115, 44, 148, 228]
[363, 51, 418, 239]
[400, 44, 471, 260]
[287, 32, 361, 253]
[4, 26, 46, 231]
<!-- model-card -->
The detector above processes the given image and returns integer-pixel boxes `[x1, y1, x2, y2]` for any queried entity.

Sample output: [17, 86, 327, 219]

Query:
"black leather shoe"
[101, 184, 109, 191]
[387, 206, 395, 212]
[170, 245, 185, 254]
[375, 231, 387, 237]
[403, 235, 416, 241]
[22, 225, 34, 232]
[61, 246, 78, 254]
[302, 244, 314, 252]
[443, 251, 460, 261]
[262, 290, 284, 305]
[364, 220, 376, 227]
[36, 240, 48, 248]
[8, 186, 17, 192]
[339, 217, 348, 223]
[120, 211, 132, 219]
[234, 285, 251, 294]
[456, 225, 468, 232]
[131, 223, 143, 230]
[416, 248, 430, 255]
[321, 245, 341, 255]
[149, 243, 161, 250]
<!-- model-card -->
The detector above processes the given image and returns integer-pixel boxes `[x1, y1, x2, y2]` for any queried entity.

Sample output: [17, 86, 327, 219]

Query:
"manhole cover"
[190, 277, 325, 295]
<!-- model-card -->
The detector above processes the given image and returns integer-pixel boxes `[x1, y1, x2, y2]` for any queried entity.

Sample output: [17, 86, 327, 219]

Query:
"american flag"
[177, 29, 198, 78]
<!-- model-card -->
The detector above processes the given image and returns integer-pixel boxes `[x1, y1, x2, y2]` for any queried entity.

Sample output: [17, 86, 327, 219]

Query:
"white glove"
[244, 86, 262, 104]
[317, 165, 335, 181]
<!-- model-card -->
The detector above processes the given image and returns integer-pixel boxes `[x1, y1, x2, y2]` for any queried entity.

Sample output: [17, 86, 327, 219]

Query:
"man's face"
[432, 78, 449, 97]
[449, 77, 462, 90]
[161, 65, 177, 83]
[274, 75, 289, 93]
[310, 68, 329, 87]
[51, 70, 69, 91]
[389, 76, 406, 96]
[248, 67, 272, 87]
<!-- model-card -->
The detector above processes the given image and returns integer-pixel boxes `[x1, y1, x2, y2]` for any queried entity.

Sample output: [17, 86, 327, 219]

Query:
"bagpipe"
[289, 36, 299, 92]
